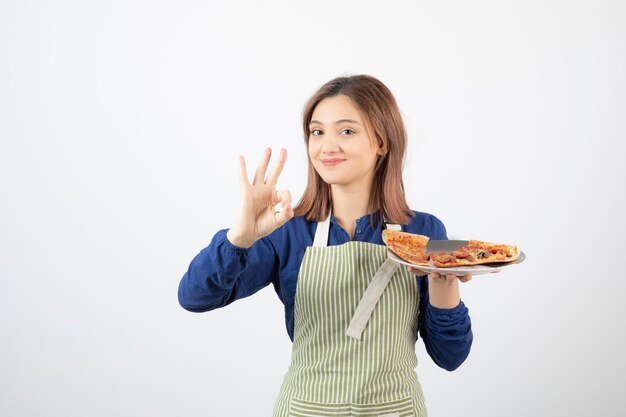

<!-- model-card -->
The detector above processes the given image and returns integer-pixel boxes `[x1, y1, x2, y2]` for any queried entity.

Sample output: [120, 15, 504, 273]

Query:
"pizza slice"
[381, 229, 430, 266]
[429, 240, 520, 267]
[382, 230, 520, 268]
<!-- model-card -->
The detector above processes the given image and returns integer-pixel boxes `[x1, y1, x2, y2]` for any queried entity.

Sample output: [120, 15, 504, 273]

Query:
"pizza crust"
[468, 240, 520, 260]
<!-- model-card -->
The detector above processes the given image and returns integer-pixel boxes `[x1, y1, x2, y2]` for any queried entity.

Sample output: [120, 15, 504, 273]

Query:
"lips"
[320, 158, 345, 166]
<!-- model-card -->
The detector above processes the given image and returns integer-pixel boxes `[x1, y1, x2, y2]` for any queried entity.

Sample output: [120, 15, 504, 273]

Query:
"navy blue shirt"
[178, 211, 472, 371]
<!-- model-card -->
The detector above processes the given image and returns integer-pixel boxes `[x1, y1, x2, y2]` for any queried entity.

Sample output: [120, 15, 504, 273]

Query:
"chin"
[315, 167, 354, 186]
[319, 175, 349, 186]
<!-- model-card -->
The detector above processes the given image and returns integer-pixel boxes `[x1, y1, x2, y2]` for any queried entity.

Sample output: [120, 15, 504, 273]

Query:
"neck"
[331, 185, 375, 239]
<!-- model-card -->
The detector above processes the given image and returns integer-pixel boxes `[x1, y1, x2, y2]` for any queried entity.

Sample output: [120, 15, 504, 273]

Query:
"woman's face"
[308, 95, 383, 191]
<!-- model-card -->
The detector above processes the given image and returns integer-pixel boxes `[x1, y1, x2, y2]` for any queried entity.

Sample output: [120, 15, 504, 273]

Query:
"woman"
[178, 75, 473, 416]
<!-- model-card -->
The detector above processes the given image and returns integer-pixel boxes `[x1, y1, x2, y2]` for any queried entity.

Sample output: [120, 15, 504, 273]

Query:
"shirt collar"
[329, 211, 382, 226]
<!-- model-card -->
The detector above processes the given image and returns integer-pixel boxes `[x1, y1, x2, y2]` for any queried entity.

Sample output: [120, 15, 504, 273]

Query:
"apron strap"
[346, 216, 402, 340]
[312, 214, 331, 247]
[346, 257, 400, 340]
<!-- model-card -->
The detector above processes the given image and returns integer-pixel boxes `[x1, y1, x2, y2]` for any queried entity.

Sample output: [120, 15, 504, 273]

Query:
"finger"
[429, 272, 441, 281]
[458, 274, 473, 282]
[253, 148, 272, 185]
[273, 201, 294, 227]
[265, 148, 287, 186]
[445, 274, 456, 286]
[238, 155, 250, 187]
[273, 189, 292, 207]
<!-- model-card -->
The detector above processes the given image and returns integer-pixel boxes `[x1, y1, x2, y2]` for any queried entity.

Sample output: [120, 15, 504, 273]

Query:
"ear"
[376, 136, 387, 156]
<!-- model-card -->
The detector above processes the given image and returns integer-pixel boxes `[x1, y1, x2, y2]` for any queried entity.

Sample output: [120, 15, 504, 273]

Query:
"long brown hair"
[293, 75, 414, 225]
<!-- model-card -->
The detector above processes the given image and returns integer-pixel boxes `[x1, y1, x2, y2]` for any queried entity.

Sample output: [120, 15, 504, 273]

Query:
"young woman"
[178, 75, 473, 416]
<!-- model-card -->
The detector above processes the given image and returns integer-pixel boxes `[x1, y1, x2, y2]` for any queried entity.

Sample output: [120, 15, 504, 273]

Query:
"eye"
[311, 129, 323, 136]
[340, 129, 355, 135]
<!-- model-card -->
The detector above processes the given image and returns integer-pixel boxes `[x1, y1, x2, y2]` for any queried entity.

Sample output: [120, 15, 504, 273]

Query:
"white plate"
[387, 249, 526, 276]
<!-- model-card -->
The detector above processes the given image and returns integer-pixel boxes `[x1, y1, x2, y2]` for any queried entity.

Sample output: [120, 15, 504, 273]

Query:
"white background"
[1, 1, 625, 416]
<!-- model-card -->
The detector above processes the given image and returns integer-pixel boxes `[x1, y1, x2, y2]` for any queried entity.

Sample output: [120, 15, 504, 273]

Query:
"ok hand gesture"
[226, 148, 294, 248]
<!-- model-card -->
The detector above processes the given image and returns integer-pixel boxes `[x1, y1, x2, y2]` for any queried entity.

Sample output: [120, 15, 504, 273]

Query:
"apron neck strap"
[383, 222, 402, 231]
[382, 212, 402, 231]
[312, 214, 331, 247]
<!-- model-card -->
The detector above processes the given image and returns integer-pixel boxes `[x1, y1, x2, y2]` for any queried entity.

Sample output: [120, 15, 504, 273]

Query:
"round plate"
[387, 250, 526, 276]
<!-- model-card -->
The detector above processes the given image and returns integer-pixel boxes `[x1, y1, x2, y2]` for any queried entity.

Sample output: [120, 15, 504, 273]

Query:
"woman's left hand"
[408, 267, 472, 308]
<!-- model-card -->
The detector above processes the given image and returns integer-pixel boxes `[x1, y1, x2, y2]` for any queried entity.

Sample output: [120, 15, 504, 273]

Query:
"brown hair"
[293, 74, 414, 225]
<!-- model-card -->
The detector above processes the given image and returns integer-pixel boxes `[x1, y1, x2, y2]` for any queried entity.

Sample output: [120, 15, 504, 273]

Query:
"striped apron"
[272, 216, 427, 417]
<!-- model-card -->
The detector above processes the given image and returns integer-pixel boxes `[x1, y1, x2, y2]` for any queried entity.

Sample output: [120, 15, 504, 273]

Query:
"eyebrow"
[309, 119, 361, 126]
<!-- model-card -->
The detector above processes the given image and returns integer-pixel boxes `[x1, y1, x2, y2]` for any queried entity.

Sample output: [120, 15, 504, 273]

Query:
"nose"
[320, 133, 341, 154]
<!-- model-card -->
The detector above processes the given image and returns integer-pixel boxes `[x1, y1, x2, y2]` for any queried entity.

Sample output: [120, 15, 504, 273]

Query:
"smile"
[320, 158, 345, 167]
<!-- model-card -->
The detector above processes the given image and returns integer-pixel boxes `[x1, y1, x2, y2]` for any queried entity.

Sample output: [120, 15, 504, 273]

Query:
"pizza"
[381, 229, 430, 265]
[382, 229, 520, 268]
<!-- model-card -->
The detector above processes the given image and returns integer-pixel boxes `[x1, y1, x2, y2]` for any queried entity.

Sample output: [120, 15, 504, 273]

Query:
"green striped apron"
[272, 216, 427, 417]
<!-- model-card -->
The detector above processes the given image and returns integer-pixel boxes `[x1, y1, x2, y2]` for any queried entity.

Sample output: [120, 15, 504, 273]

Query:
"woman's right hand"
[226, 148, 294, 249]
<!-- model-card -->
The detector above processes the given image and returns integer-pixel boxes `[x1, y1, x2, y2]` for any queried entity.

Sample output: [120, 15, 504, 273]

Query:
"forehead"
[311, 95, 364, 124]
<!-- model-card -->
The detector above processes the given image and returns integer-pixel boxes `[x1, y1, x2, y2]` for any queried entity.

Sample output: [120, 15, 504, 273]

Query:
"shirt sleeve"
[415, 213, 474, 371]
[177, 229, 277, 312]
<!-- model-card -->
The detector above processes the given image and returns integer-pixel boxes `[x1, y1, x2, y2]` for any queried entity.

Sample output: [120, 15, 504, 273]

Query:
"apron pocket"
[288, 396, 415, 417]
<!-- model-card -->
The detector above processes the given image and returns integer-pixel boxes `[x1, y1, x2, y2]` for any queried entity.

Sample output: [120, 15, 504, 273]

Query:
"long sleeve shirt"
[178, 210, 473, 371]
